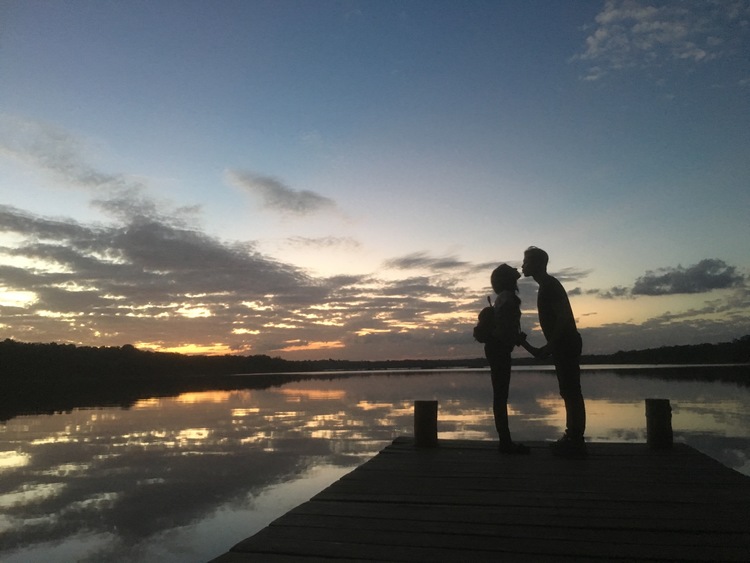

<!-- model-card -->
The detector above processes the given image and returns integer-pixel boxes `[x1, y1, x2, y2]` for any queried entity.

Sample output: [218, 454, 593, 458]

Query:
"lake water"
[1, 366, 749, 562]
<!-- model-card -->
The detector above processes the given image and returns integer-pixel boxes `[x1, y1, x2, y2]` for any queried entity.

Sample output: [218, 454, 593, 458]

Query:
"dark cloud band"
[633, 259, 744, 296]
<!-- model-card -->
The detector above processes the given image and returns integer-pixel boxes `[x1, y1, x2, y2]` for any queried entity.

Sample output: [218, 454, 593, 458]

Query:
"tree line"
[1, 336, 747, 422]
[2, 335, 749, 380]
[583, 336, 750, 365]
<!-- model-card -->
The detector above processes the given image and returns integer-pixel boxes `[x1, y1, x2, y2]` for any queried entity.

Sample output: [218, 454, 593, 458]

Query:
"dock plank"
[209, 438, 750, 562]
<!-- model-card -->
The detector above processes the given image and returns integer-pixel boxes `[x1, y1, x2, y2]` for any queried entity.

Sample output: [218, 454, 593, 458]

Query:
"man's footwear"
[499, 441, 531, 455]
[550, 434, 587, 458]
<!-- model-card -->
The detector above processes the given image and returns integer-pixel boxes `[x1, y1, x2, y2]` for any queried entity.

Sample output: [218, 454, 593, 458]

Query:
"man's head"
[522, 246, 548, 278]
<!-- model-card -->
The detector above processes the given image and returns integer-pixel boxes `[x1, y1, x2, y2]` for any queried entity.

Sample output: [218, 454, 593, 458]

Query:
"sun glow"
[135, 342, 238, 355]
[0, 289, 37, 307]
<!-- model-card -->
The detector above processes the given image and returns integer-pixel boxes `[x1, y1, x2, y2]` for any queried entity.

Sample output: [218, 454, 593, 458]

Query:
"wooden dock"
[210, 438, 750, 562]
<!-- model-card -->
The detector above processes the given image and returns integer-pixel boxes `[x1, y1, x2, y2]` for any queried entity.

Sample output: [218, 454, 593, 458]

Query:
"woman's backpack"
[473, 305, 495, 343]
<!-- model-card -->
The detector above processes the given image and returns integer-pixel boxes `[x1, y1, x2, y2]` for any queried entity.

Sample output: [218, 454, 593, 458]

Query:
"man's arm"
[518, 333, 550, 359]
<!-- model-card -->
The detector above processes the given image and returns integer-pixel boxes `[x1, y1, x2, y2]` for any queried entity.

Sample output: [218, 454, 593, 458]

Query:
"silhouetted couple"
[474, 247, 586, 458]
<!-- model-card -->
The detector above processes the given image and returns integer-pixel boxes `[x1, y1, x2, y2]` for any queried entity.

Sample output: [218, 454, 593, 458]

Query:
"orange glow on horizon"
[134, 342, 242, 355]
[276, 340, 345, 352]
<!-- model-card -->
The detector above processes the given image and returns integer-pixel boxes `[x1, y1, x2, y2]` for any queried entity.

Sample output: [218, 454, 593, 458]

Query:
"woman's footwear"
[498, 441, 531, 454]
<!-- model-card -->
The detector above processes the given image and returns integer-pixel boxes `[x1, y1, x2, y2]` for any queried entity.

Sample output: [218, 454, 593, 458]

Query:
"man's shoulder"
[539, 275, 566, 296]
[539, 273, 564, 287]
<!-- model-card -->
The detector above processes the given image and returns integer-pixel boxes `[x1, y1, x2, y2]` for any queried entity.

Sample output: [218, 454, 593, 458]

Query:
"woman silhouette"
[480, 264, 529, 454]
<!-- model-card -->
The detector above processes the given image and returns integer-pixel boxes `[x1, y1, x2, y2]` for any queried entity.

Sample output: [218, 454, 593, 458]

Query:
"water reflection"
[0, 368, 748, 562]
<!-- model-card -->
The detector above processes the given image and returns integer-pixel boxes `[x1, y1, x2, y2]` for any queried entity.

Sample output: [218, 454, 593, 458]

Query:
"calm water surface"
[1, 367, 749, 562]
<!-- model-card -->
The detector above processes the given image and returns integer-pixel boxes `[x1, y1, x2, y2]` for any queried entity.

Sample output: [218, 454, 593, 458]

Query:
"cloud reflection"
[274, 388, 347, 401]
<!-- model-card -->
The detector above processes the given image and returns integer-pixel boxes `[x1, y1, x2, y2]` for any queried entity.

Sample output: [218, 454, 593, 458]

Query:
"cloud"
[226, 170, 336, 215]
[576, 0, 750, 80]
[550, 267, 593, 284]
[0, 114, 132, 192]
[91, 187, 202, 226]
[0, 120, 483, 359]
[1, 118, 747, 359]
[0, 115, 198, 229]
[384, 251, 475, 272]
[285, 236, 361, 250]
[0, 201, 485, 358]
[583, 259, 745, 299]
[0, 203, 322, 345]
[632, 259, 745, 296]
[588, 285, 633, 300]
[1, 203, 747, 358]
[379, 276, 457, 299]
[581, 302, 750, 354]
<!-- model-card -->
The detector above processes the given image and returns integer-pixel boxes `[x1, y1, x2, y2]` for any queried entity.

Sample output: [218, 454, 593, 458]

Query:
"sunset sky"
[1, 0, 748, 360]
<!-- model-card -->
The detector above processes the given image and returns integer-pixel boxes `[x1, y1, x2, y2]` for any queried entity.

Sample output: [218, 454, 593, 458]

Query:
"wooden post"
[645, 398, 673, 449]
[414, 400, 438, 447]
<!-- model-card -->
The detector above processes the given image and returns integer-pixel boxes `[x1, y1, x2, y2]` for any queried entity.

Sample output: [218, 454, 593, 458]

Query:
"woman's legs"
[486, 344, 512, 444]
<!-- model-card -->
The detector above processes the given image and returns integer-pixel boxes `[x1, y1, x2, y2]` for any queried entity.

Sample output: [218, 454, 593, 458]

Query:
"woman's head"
[491, 263, 521, 293]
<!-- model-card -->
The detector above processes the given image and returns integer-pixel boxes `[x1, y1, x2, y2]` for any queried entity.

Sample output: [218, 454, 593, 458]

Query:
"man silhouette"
[522, 246, 586, 458]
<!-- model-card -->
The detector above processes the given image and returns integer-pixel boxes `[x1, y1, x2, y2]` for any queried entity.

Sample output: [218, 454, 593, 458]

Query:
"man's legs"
[551, 334, 586, 457]
[555, 356, 586, 440]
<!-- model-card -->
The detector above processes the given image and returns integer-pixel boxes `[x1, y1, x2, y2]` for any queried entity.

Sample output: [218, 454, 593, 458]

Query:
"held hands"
[517, 332, 551, 359]
[534, 344, 552, 359]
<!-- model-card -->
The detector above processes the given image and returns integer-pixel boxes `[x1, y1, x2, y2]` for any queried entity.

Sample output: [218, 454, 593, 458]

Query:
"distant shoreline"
[1, 336, 745, 422]
[240, 363, 750, 376]
[1, 336, 749, 379]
